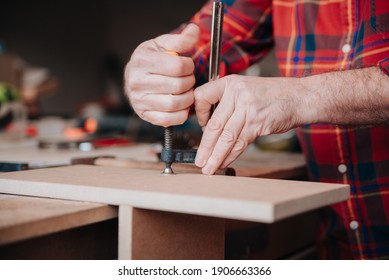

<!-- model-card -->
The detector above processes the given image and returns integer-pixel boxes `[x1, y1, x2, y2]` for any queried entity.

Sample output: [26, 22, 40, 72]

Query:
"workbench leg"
[118, 206, 225, 260]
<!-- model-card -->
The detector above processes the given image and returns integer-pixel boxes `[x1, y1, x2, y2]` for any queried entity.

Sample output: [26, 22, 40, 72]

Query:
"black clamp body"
[160, 148, 197, 164]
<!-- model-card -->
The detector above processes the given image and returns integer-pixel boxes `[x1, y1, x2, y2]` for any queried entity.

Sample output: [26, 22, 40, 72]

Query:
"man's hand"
[194, 74, 309, 175]
[124, 24, 200, 127]
[194, 67, 389, 175]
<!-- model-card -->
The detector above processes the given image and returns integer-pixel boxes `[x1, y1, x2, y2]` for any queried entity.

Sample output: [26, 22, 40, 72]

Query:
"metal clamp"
[160, 148, 197, 164]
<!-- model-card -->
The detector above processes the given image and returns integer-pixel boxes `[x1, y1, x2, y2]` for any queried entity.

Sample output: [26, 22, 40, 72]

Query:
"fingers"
[134, 90, 194, 112]
[219, 133, 248, 169]
[141, 108, 190, 127]
[196, 107, 246, 175]
[153, 23, 200, 54]
[194, 75, 254, 175]
[129, 73, 195, 95]
[129, 51, 195, 77]
[125, 24, 200, 127]
[194, 78, 227, 127]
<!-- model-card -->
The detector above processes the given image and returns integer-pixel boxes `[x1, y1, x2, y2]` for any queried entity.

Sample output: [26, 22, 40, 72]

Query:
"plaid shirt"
[188, 0, 389, 259]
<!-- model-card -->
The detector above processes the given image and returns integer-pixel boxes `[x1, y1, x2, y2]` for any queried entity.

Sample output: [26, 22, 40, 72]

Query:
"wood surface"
[231, 146, 307, 178]
[0, 165, 349, 223]
[0, 143, 306, 178]
[118, 207, 225, 260]
[0, 219, 118, 260]
[94, 157, 235, 176]
[0, 194, 117, 245]
[0, 144, 158, 168]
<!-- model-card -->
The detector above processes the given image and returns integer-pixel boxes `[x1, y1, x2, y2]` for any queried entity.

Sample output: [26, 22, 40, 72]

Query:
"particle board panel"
[118, 207, 225, 260]
[0, 165, 349, 223]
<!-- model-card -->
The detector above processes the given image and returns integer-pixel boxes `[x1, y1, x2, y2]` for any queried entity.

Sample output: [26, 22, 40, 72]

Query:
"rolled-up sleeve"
[378, 57, 389, 76]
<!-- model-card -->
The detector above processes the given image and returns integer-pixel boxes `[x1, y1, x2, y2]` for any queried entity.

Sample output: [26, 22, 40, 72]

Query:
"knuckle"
[154, 111, 188, 127]
[186, 75, 196, 90]
[233, 82, 247, 96]
[126, 76, 139, 92]
[174, 57, 194, 76]
[220, 129, 236, 144]
[170, 57, 185, 76]
[194, 87, 208, 104]
[172, 76, 195, 95]
[176, 113, 188, 125]
[185, 59, 195, 74]
[180, 91, 194, 109]
[173, 58, 187, 74]
[207, 116, 223, 131]
[170, 79, 185, 95]
[164, 96, 176, 111]
[126, 71, 145, 93]
[152, 114, 169, 126]
[139, 40, 150, 50]
[129, 91, 143, 106]
[129, 53, 145, 69]
[233, 139, 246, 152]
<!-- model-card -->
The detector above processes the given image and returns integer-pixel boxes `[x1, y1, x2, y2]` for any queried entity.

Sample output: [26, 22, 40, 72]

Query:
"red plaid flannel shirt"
[188, 0, 389, 259]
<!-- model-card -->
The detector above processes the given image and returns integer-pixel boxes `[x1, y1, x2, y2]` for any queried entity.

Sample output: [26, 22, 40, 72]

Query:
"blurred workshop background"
[0, 0, 296, 150]
[0, 0, 208, 116]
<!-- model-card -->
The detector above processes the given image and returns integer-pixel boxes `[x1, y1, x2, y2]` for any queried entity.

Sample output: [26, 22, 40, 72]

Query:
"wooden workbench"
[0, 143, 346, 259]
[0, 164, 349, 259]
[0, 194, 118, 259]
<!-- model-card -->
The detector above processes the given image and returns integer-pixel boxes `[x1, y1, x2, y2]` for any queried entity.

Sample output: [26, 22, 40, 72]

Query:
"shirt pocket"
[369, 0, 389, 39]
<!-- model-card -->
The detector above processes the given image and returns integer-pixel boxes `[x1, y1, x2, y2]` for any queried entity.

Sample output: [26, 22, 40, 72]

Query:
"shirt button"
[342, 43, 351, 53]
[350, 220, 359, 230]
[338, 164, 347, 174]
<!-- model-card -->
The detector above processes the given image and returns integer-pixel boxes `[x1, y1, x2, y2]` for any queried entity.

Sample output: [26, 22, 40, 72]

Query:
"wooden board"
[118, 207, 225, 260]
[0, 165, 349, 223]
[0, 194, 117, 245]
[231, 147, 306, 179]
[0, 144, 157, 168]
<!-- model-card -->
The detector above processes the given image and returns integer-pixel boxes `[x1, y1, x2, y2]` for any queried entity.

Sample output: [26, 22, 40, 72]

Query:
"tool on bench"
[161, 0, 224, 174]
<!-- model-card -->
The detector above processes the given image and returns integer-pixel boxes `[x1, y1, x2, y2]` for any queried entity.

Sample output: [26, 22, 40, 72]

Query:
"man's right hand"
[124, 23, 200, 127]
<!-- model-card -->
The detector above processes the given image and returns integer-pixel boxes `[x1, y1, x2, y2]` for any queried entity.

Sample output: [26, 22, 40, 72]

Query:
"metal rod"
[209, 1, 224, 82]
[162, 126, 175, 175]
[209, 1, 224, 114]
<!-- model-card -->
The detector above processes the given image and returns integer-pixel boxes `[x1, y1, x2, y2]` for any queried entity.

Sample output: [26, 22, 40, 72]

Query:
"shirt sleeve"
[185, 0, 274, 86]
[378, 57, 389, 76]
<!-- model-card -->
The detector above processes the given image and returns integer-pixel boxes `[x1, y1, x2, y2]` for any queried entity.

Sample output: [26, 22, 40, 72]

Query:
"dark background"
[0, 0, 207, 116]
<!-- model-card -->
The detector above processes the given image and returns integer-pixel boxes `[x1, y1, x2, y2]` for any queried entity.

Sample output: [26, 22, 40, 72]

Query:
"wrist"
[290, 76, 322, 126]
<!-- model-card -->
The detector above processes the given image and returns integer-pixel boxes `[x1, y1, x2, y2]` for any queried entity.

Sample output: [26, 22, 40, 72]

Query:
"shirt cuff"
[378, 57, 389, 76]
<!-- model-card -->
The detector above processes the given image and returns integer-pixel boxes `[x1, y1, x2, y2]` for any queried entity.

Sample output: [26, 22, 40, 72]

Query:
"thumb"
[154, 23, 200, 54]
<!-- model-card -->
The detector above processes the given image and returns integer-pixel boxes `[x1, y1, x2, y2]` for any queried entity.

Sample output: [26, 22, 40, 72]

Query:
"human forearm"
[193, 67, 389, 174]
[299, 67, 389, 126]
